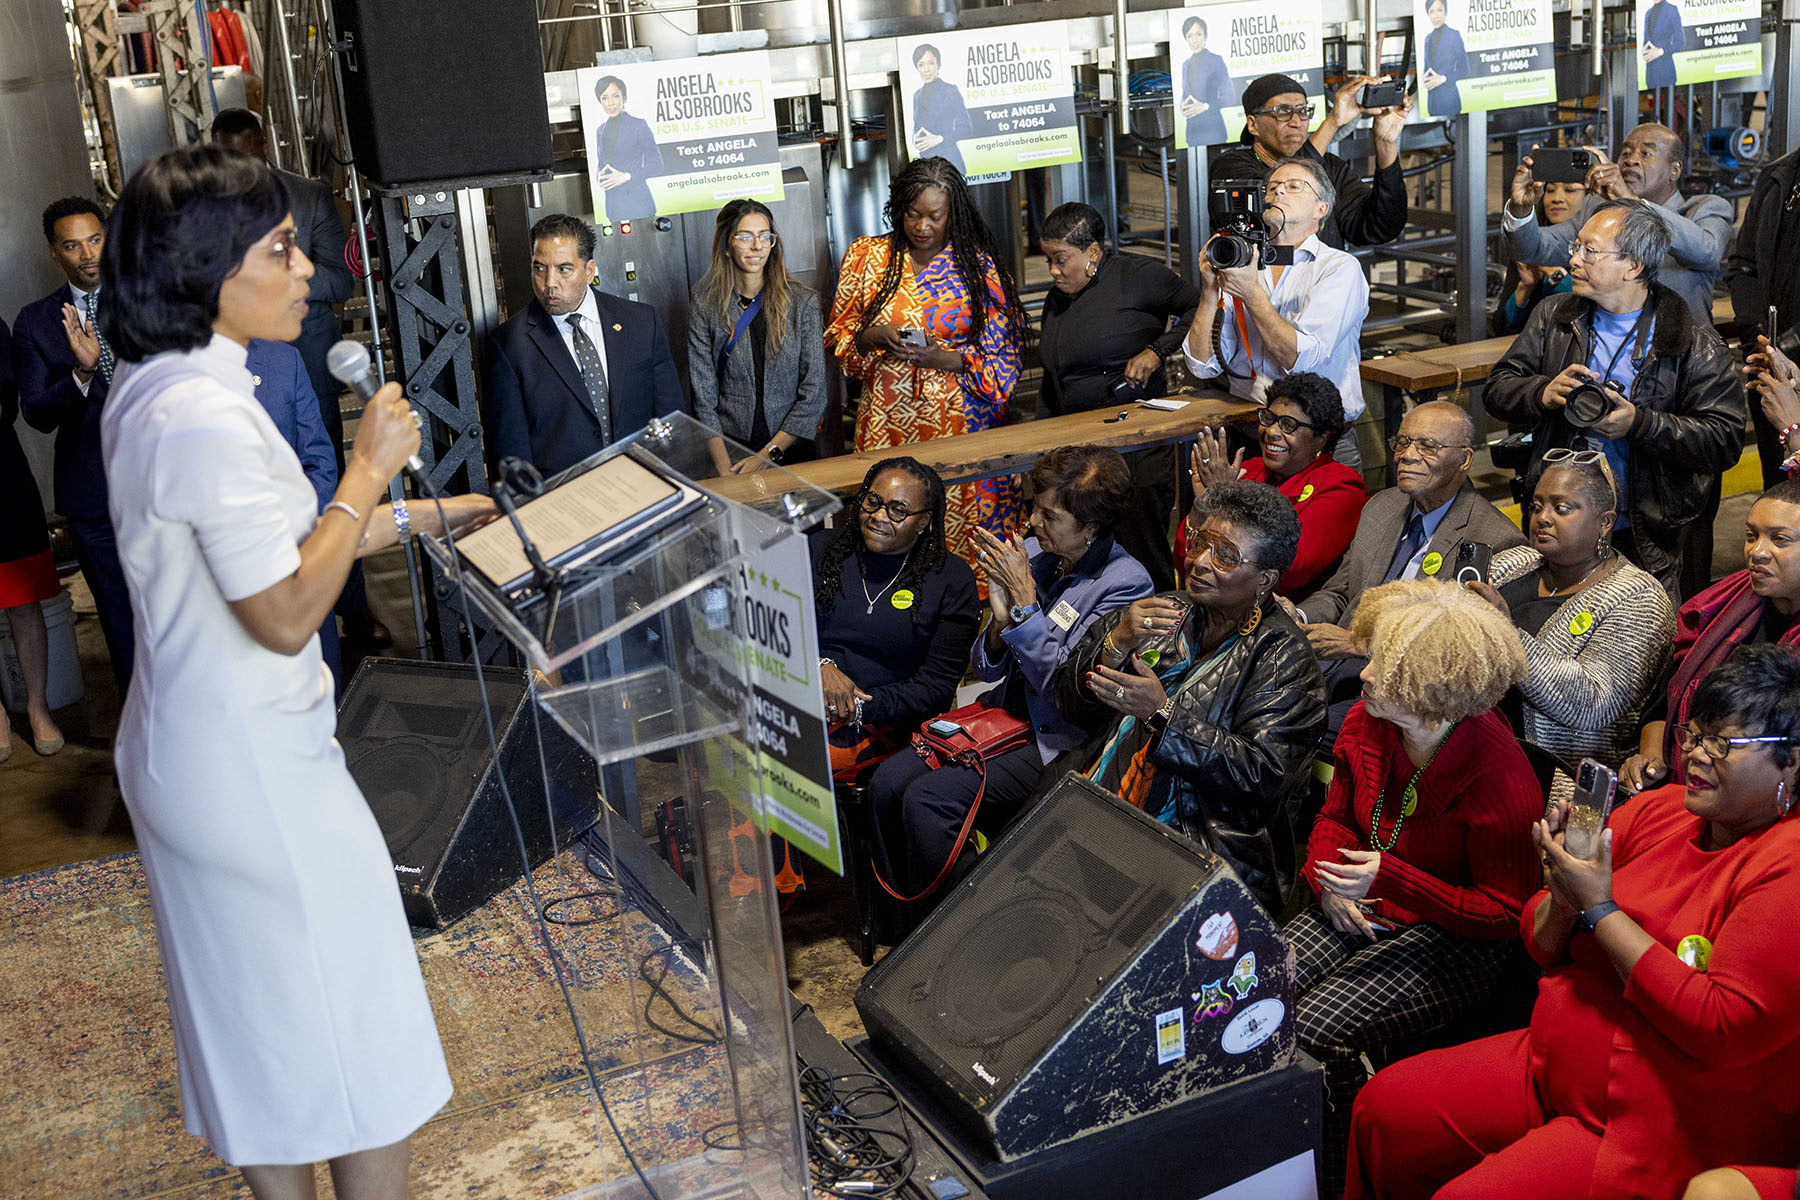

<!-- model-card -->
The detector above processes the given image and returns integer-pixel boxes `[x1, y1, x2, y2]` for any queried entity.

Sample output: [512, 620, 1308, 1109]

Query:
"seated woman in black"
[815, 456, 980, 780]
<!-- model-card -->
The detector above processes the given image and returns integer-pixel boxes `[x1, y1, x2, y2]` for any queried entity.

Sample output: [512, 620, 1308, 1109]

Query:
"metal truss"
[139, 0, 216, 144]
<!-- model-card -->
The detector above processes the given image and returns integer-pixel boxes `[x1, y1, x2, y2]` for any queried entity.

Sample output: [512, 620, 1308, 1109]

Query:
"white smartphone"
[898, 327, 929, 349]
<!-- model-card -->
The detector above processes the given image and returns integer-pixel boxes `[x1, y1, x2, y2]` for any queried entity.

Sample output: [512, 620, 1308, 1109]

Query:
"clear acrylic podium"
[422, 413, 840, 1199]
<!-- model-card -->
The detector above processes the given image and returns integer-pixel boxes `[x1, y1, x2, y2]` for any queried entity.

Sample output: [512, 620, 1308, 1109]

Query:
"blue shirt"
[1398, 493, 1459, 579]
[1584, 307, 1649, 527]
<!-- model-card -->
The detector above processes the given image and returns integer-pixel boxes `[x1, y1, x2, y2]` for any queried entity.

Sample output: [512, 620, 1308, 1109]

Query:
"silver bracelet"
[324, 500, 361, 523]
[392, 496, 412, 541]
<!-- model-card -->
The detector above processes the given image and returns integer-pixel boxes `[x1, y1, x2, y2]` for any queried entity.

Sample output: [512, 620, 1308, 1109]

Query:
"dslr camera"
[1564, 377, 1625, 428]
[1206, 181, 1273, 270]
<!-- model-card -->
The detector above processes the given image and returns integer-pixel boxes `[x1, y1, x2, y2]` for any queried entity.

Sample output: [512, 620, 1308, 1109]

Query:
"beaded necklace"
[1367, 719, 1460, 852]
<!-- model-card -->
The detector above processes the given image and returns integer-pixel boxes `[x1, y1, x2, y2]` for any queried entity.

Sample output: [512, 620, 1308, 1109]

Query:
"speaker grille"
[861, 788, 1195, 1106]
[349, 740, 456, 857]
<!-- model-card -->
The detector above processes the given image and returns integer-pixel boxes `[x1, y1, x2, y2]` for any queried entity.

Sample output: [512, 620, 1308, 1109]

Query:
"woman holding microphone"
[100, 146, 493, 1197]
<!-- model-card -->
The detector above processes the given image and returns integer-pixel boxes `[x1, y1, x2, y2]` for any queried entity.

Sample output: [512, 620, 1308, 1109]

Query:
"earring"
[1237, 596, 1264, 637]
[1086, 260, 1098, 278]
[1780, 780, 1794, 818]
[1597, 531, 1611, 558]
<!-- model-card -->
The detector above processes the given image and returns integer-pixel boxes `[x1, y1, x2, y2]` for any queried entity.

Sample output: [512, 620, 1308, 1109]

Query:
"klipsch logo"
[394, 865, 423, 875]
[972, 1062, 997, 1085]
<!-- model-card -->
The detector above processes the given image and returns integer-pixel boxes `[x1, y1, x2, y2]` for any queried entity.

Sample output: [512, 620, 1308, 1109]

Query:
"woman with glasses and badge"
[97, 148, 495, 1196]
[689, 199, 825, 475]
[1348, 643, 1800, 1200]
[1623, 478, 1800, 794]
[1289, 579, 1541, 1198]
[1058, 479, 1326, 915]
[1179, 372, 1367, 604]
[1464, 450, 1674, 786]
[814, 458, 978, 780]
[867, 445, 1151, 907]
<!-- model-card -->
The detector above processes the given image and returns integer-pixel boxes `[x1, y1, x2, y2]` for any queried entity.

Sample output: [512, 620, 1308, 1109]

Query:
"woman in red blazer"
[1180, 371, 1366, 603]
[1347, 643, 1800, 1200]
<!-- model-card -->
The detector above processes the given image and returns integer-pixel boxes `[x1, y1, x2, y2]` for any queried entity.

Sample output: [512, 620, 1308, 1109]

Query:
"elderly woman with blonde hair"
[1290, 579, 1547, 1197]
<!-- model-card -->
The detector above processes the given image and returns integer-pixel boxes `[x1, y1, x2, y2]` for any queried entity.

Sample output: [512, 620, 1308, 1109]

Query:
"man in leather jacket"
[1485, 199, 1745, 602]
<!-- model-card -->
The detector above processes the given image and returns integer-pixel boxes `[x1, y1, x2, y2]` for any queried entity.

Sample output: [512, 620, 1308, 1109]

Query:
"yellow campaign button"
[1569, 611, 1595, 637]
[1422, 552, 1443, 576]
[1298, 484, 1315, 503]
[1676, 934, 1712, 971]
[891, 589, 915, 610]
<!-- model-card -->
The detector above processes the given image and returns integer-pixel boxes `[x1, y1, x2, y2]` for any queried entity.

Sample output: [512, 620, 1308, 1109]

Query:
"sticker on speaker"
[1191, 979, 1233, 1022]
[1196, 911, 1239, 960]
[1221, 998, 1285, 1055]
[1226, 951, 1259, 999]
[1155, 1007, 1187, 1065]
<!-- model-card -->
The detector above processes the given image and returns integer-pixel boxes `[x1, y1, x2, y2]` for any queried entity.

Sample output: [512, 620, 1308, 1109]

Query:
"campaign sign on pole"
[1636, 0, 1762, 88]
[1413, 0, 1554, 119]
[896, 24, 1081, 177]
[576, 52, 781, 227]
[1169, 2, 1325, 151]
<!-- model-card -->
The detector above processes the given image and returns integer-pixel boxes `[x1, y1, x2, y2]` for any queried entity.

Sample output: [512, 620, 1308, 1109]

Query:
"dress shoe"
[342, 612, 392, 649]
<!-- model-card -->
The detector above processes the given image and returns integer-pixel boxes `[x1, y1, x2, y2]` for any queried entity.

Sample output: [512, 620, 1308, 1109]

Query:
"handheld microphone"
[326, 339, 429, 487]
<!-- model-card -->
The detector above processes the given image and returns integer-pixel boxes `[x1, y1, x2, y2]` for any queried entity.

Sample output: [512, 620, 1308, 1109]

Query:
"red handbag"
[874, 702, 1033, 903]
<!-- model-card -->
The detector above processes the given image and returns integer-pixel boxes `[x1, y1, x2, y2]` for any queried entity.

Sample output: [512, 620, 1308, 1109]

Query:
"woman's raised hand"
[348, 382, 421, 484]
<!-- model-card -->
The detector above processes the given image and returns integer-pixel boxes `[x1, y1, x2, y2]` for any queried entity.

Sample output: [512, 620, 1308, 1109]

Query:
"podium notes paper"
[457, 456, 678, 588]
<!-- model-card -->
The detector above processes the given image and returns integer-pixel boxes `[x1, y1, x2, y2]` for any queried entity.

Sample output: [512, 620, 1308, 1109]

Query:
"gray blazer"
[687, 287, 825, 445]
[1303, 480, 1526, 626]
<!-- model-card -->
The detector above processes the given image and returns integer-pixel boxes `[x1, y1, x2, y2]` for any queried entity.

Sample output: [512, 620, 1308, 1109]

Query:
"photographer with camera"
[1182, 158, 1370, 467]
[1209, 72, 1410, 251]
[1485, 200, 1746, 602]
[1503, 124, 1733, 325]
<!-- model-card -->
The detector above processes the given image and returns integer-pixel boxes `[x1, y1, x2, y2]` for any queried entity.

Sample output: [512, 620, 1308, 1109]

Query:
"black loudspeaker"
[329, 0, 552, 187]
[337, 658, 597, 929]
[855, 775, 1297, 1162]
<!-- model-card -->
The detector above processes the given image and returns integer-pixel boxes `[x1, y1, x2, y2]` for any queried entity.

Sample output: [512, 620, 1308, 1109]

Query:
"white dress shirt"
[551, 287, 610, 383]
[1183, 233, 1370, 421]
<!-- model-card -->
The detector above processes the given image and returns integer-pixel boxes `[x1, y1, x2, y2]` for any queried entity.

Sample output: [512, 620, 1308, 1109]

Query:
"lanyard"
[717, 292, 764, 378]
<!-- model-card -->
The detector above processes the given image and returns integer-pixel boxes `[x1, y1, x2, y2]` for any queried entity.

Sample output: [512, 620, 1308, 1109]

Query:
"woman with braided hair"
[813, 457, 979, 780]
[825, 157, 1028, 560]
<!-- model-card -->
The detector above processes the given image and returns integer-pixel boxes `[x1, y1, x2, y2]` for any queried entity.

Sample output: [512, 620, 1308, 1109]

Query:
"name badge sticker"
[1049, 600, 1080, 630]
[1155, 1008, 1186, 1065]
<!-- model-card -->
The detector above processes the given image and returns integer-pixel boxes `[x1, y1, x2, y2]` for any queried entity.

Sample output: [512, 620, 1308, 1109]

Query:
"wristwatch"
[1147, 697, 1176, 736]
[1577, 899, 1621, 933]
[763, 444, 786, 464]
[1009, 601, 1039, 625]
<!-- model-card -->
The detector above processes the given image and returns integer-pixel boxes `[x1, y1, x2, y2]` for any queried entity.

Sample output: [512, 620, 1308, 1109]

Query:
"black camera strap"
[1592, 304, 1655, 392]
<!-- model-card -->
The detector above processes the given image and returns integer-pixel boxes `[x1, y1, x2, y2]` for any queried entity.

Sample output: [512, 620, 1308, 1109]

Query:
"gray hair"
[1591, 199, 1670, 286]
[1271, 156, 1336, 212]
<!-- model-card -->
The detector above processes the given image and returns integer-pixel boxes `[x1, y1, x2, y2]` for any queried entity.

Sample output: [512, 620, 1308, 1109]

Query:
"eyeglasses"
[1257, 407, 1320, 434]
[1265, 179, 1318, 198]
[859, 492, 925, 522]
[264, 231, 300, 269]
[1189, 527, 1254, 572]
[1543, 447, 1606, 466]
[1389, 434, 1471, 459]
[1673, 725, 1797, 761]
[1569, 241, 1629, 262]
[1251, 104, 1315, 123]
[731, 231, 779, 247]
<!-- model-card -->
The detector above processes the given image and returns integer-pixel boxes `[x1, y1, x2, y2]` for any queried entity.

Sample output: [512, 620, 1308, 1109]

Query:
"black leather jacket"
[1484, 284, 1746, 581]
[1054, 598, 1326, 913]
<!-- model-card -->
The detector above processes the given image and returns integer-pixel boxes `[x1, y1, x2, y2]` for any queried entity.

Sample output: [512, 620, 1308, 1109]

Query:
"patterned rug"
[0, 851, 741, 1198]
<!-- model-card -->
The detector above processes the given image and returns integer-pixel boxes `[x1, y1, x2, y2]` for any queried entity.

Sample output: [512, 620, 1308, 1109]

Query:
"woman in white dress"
[99, 146, 495, 1198]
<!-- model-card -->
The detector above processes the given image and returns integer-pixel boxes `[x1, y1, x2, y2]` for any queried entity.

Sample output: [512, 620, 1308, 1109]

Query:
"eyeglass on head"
[731, 231, 779, 247]
[1190, 527, 1252, 572]
[1389, 434, 1470, 459]
[1569, 241, 1628, 262]
[859, 492, 923, 522]
[1673, 724, 1796, 761]
[1265, 179, 1318, 198]
[1252, 104, 1315, 123]
[1258, 407, 1320, 434]
[1542, 447, 1607, 467]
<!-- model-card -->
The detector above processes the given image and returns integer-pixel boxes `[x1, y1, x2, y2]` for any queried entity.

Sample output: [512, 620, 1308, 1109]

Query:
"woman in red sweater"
[1347, 643, 1800, 1200]
[1180, 370, 1366, 603]
[1294, 578, 1543, 1197]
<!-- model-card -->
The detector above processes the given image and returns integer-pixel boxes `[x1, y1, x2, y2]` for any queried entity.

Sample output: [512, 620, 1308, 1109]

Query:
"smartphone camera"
[1532, 147, 1595, 184]
[897, 327, 929, 349]
[1454, 541, 1492, 585]
[1359, 80, 1407, 108]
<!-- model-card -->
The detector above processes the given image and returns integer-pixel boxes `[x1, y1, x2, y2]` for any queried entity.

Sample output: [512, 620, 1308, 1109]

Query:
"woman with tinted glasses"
[813, 457, 979, 778]
[1179, 371, 1368, 602]
[1348, 644, 1800, 1200]
[690, 198, 825, 474]
[1060, 479, 1327, 913]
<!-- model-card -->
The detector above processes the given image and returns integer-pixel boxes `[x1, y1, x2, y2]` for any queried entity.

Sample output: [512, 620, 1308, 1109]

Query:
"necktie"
[566, 313, 610, 444]
[1382, 510, 1428, 583]
[86, 290, 115, 386]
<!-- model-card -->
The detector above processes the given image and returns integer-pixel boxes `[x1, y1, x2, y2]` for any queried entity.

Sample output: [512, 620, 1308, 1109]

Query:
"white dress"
[102, 335, 452, 1165]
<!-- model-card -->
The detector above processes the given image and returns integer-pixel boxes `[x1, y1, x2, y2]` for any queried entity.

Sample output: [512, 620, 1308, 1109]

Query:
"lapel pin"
[612, 323, 622, 332]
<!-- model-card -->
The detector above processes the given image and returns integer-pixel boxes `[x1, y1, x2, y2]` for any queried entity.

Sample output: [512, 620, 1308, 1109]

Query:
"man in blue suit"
[13, 197, 133, 695]
[481, 213, 685, 477]
[247, 338, 345, 693]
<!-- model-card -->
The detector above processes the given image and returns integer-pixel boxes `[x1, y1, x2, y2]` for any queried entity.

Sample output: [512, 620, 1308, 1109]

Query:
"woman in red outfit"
[1291, 578, 1542, 1197]
[1181, 371, 1366, 603]
[1347, 643, 1800, 1200]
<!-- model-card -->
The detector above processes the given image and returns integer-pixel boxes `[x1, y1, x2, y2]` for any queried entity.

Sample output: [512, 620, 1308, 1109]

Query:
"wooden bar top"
[779, 391, 1258, 495]
[1361, 335, 1517, 392]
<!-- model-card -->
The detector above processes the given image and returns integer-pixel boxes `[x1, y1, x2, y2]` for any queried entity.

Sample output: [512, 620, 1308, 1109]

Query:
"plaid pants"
[1286, 905, 1513, 1199]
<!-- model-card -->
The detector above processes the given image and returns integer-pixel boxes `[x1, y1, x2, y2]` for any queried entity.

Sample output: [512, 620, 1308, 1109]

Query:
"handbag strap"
[717, 292, 764, 379]
[873, 744, 990, 904]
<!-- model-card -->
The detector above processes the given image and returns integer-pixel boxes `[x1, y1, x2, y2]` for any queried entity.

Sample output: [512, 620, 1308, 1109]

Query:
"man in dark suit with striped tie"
[12, 196, 134, 695]
[481, 213, 685, 478]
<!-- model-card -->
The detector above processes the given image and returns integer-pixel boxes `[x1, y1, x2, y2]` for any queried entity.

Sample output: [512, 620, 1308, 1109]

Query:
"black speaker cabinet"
[855, 774, 1297, 1162]
[329, 0, 552, 187]
[337, 658, 597, 929]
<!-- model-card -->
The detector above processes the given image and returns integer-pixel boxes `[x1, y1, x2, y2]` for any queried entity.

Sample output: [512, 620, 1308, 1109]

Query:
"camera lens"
[1206, 234, 1255, 270]
[1563, 381, 1613, 428]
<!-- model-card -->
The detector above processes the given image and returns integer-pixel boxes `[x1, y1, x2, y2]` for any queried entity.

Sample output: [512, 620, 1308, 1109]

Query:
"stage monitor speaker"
[329, 0, 552, 187]
[855, 774, 1296, 1162]
[337, 658, 597, 929]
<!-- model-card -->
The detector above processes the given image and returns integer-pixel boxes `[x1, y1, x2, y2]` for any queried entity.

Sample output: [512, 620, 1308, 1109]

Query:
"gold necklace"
[1541, 555, 1610, 597]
